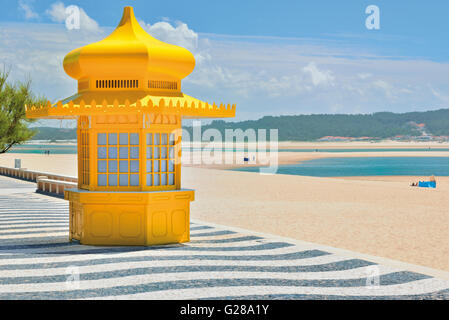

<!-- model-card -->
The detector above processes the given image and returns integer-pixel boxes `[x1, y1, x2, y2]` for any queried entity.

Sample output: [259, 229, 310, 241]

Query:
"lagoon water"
[278, 148, 449, 153]
[9, 144, 77, 154]
[235, 157, 449, 177]
[9, 144, 449, 155]
[7, 145, 449, 177]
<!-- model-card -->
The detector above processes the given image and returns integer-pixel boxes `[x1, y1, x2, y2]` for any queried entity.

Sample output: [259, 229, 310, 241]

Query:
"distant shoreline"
[6, 141, 449, 170]
[23, 139, 449, 148]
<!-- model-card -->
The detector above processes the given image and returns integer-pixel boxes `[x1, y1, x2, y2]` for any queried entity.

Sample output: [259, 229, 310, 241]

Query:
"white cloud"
[357, 73, 372, 80]
[45, 2, 65, 21]
[303, 62, 335, 86]
[138, 19, 198, 54]
[46, 2, 101, 33]
[372, 80, 396, 100]
[430, 85, 449, 103]
[373, 80, 390, 89]
[2, 14, 449, 123]
[0, 23, 105, 100]
[18, 0, 39, 20]
[184, 36, 449, 116]
[137, 18, 217, 70]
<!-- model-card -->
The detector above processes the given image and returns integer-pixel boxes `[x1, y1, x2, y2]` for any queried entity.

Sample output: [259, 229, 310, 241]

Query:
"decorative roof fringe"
[26, 96, 236, 119]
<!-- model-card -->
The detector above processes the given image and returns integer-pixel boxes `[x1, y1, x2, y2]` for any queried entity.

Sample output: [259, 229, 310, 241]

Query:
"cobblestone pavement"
[1, 176, 449, 300]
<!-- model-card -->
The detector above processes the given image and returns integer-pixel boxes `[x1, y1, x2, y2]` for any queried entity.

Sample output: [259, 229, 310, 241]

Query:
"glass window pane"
[108, 174, 117, 186]
[119, 147, 128, 159]
[161, 160, 167, 172]
[154, 133, 160, 145]
[169, 173, 175, 185]
[108, 160, 117, 173]
[98, 160, 107, 173]
[161, 133, 167, 145]
[98, 174, 107, 186]
[153, 160, 159, 172]
[146, 174, 152, 186]
[169, 133, 175, 145]
[146, 147, 152, 159]
[130, 133, 139, 145]
[147, 133, 152, 145]
[98, 133, 107, 145]
[169, 147, 174, 158]
[161, 147, 167, 159]
[108, 133, 117, 145]
[119, 174, 129, 186]
[146, 160, 152, 173]
[154, 174, 160, 186]
[130, 160, 139, 173]
[161, 173, 167, 185]
[130, 147, 139, 159]
[119, 160, 128, 173]
[154, 147, 160, 159]
[130, 174, 139, 186]
[169, 160, 174, 172]
[108, 146, 117, 159]
[97, 147, 107, 159]
[119, 133, 128, 145]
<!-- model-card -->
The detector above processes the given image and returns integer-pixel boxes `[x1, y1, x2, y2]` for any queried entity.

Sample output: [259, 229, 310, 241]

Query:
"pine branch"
[0, 141, 17, 154]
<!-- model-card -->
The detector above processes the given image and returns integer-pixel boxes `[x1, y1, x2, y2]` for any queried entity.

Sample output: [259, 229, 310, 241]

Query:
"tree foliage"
[20, 109, 449, 142]
[32, 127, 77, 141]
[0, 70, 46, 153]
[184, 109, 449, 141]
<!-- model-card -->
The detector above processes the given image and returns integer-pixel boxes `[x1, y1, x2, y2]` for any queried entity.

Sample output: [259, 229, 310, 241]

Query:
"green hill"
[31, 127, 77, 141]
[30, 109, 449, 141]
[185, 109, 449, 141]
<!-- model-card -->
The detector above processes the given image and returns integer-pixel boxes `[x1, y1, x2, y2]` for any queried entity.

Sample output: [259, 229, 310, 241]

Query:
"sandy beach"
[276, 141, 449, 148]
[1, 143, 449, 272]
[182, 168, 449, 272]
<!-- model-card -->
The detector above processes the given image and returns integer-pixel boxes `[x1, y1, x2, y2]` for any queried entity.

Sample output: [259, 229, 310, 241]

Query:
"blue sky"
[1, 0, 449, 126]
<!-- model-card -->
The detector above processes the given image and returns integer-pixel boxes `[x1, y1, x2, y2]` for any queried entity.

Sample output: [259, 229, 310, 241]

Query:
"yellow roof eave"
[25, 93, 236, 119]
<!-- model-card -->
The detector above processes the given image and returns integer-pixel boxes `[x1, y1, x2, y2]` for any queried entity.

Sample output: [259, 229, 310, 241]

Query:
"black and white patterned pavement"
[1, 175, 449, 300]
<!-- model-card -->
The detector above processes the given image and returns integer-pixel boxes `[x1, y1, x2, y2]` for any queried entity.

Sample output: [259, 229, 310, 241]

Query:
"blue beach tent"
[418, 181, 436, 188]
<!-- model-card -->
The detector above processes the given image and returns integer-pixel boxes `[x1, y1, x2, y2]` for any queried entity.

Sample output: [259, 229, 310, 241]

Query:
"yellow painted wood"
[81, 115, 181, 192]
[65, 188, 193, 246]
[25, 93, 236, 119]
[63, 7, 194, 88]
[25, 6, 235, 246]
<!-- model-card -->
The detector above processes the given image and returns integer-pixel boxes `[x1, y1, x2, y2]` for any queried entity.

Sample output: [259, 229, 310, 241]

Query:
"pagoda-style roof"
[25, 91, 236, 119]
[63, 6, 195, 81]
[25, 6, 236, 120]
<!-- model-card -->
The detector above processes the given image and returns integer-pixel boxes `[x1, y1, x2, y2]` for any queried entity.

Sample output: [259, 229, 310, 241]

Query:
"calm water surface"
[234, 157, 449, 177]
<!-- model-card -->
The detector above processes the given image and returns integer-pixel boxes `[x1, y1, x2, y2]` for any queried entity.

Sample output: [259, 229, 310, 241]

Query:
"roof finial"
[119, 6, 135, 27]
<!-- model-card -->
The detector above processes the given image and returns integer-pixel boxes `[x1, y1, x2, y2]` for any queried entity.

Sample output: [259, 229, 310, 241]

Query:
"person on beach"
[412, 176, 437, 188]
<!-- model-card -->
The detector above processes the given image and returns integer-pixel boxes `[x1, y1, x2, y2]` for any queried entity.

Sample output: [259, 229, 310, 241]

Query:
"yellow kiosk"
[25, 6, 236, 245]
